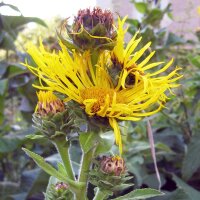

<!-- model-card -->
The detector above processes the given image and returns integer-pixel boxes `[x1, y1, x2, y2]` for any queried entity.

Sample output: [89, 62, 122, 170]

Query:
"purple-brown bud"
[62, 7, 116, 51]
[100, 156, 126, 176]
[55, 182, 69, 191]
[73, 7, 114, 35]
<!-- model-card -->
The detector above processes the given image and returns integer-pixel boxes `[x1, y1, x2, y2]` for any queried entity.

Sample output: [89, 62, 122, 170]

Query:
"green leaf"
[155, 142, 174, 153]
[7, 63, 26, 78]
[173, 174, 200, 200]
[0, 31, 16, 50]
[134, 2, 148, 14]
[0, 2, 21, 13]
[23, 148, 84, 192]
[167, 12, 173, 20]
[0, 95, 4, 124]
[57, 162, 68, 177]
[26, 134, 45, 140]
[79, 132, 98, 153]
[114, 188, 164, 200]
[1, 15, 47, 31]
[182, 134, 200, 180]
[126, 19, 139, 27]
[0, 78, 8, 95]
[0, 136, 22, 153]
[22, 148, 66, 182]
[187, 54, 200, 68]
[20, 169, 49, 199]
[95, 131, 114, 155]
[143, 9, 163, 26]
[166, 32, 185, 46]
[168, 189, 191, 200]
[0, 61, 9, 77]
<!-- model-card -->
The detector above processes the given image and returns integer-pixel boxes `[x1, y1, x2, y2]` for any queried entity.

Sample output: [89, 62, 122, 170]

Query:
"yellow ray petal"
[109, 117, 123, 155]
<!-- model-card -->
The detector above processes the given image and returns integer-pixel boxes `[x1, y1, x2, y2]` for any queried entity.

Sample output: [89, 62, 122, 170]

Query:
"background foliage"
[0, 0, 200, 199]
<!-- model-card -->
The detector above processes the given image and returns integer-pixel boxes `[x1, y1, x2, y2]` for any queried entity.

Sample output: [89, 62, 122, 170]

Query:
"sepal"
[32, 109, 75, 141]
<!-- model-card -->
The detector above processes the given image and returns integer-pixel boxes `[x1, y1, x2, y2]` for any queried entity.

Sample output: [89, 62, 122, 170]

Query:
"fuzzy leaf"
[22, 148, 66, 182]
[113, 183, 133, 191]
[114, 188, 164, 200]
[79, 132, 98, 153]
[95, 131, 114, 155]
[173, 175, 200, 200]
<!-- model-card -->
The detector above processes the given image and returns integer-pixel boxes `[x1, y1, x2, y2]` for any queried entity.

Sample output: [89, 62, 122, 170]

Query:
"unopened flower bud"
[33, 91, 75, 140]
[61, 7, 116, 51]
[55, 182, 69, 191]
[89, 155, 132, 192]
[100, 155, 126, 176]
[36, 91, 65, 116]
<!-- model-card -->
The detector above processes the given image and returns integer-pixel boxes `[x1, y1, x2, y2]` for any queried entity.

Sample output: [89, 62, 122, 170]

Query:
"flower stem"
[54, 140, 75, 181]
[76, 147, 96, 200]
[93, 188, 108, 200]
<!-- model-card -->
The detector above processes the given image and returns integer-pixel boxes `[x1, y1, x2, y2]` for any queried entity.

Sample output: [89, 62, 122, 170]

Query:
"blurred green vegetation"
[0, 0, 200, 199]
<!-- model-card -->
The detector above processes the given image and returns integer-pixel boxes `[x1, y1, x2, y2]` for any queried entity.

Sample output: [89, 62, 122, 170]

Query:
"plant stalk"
[76, 147, 96, 200]
[54, 140, 75, 181]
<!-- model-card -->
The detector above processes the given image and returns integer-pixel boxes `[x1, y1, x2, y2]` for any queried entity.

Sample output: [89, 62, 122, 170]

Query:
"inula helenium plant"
[22, 7, 182, 200]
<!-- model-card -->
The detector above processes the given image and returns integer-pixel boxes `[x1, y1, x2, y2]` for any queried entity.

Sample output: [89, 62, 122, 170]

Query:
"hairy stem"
[76, 147, 96, 200]
[54, 140, 75, 181]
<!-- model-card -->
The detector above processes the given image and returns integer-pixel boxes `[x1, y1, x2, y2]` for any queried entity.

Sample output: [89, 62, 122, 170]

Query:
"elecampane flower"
[23, 17, 182, 155]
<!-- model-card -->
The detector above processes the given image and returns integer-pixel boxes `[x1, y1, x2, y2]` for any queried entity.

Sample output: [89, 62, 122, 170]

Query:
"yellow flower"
[23, 17, 182, 155]
[36, 91, 65, 116]
[111, 17, 182, 91]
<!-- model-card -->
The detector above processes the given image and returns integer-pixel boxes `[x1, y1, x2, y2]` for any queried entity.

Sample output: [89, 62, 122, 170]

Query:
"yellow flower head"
[24, 17, 182, 155]
[36, 91, 65, 116]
